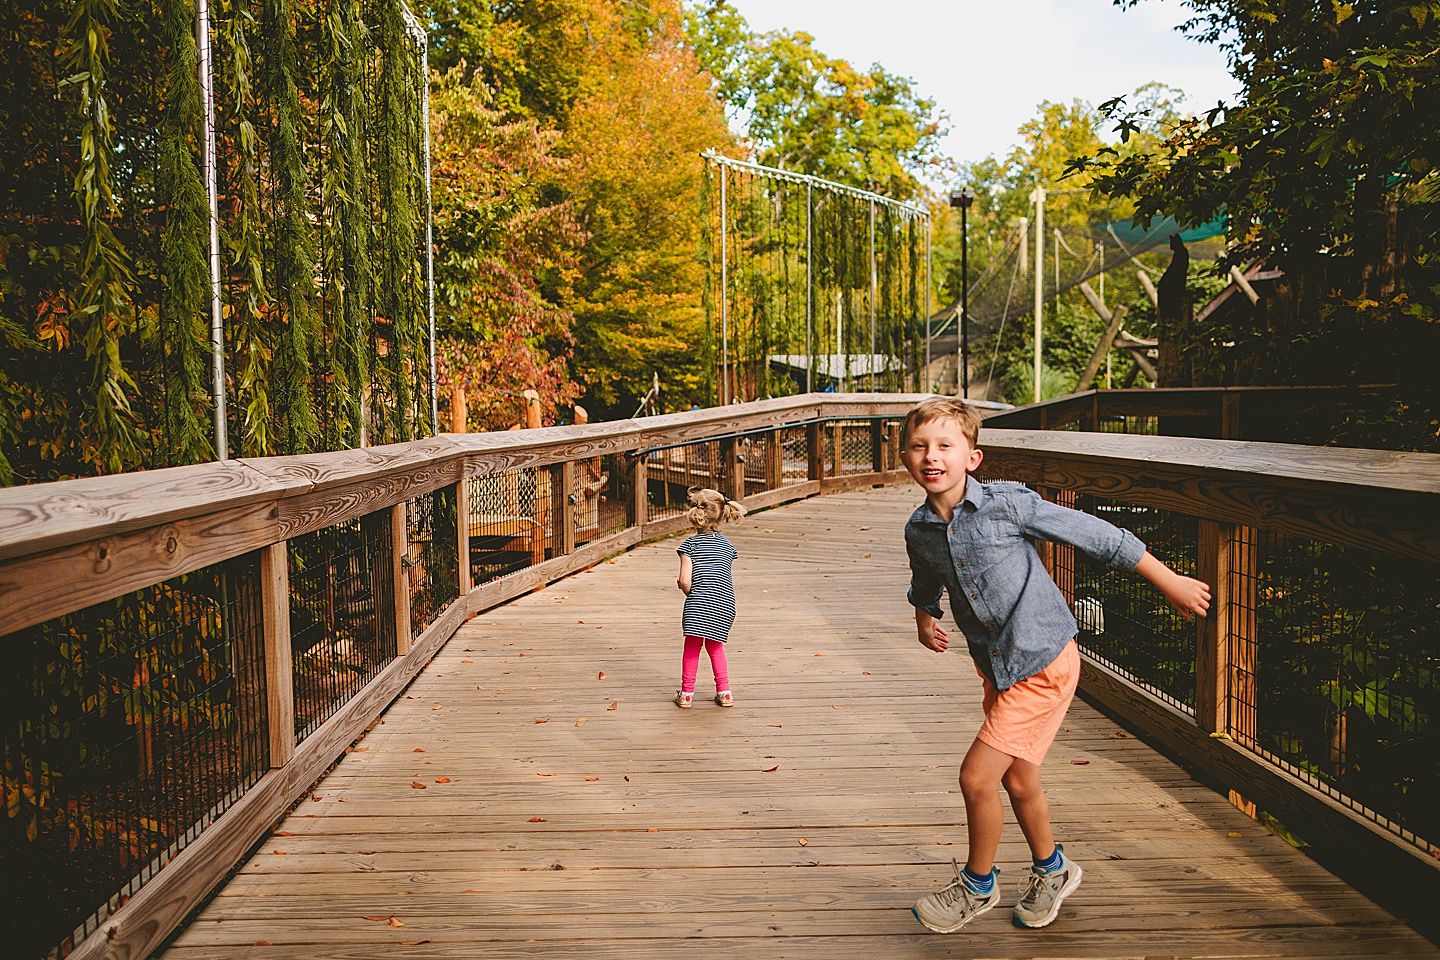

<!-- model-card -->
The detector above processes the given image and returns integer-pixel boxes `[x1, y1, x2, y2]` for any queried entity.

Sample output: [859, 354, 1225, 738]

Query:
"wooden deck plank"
[164, 486, 1439, 959]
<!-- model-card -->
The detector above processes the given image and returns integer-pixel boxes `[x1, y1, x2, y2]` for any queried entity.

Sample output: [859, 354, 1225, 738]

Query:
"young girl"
[674, 488, 746, 708]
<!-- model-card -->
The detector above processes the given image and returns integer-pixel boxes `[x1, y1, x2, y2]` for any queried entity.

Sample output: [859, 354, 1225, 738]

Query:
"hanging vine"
[156, 0, 215, 466]
[260, 0, 318, 455]
[62, 0, 142, 474]
[218, 0, 273, 456]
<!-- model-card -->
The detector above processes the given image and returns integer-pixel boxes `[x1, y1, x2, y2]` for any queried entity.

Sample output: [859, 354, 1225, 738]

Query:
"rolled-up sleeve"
[1010, 486, 1145, 572]
[905, 529, 946, 619]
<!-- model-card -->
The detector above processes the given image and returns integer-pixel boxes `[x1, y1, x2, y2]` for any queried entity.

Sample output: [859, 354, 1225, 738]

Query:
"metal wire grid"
[3, 554, 268, 960]
[287, 513, 398, 742]
[778, 426, 810, 484]
[645, 441, 722, 522]
[1230, 527, 1439, 855]
[1065, 496, 1200, 712]
[571, 453, 629, 546]
[1098, 415, 1159, 435]
[406, 486, 460, 640]
[738, 429, 784, 497]
[467, 469, 547, 587]
[824, 420, 873, 475]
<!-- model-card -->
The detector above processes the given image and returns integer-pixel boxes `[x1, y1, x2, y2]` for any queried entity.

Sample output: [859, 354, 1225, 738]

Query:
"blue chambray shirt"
[905, 477, 1146, 691]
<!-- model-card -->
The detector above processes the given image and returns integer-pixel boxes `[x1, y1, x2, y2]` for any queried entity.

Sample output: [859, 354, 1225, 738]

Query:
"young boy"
[900, 397, 1210, 933]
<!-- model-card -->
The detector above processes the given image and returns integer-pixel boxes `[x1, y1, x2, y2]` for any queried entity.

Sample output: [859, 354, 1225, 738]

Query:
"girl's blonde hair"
[686, 487, 746, 532]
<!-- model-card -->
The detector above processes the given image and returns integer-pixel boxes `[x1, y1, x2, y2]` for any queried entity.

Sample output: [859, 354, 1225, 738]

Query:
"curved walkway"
[165, 486, 1439, 959]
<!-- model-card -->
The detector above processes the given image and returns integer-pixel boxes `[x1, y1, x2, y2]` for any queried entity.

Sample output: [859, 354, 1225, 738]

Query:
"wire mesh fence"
[467, 469, 549, 587]
[1061, 496, 1200, 712]
[287, 513, 398, 741]
[568, 453, 631, 546]
[644, 441, 723, 522]
[2, 553, 268, 960]
[1230, 528, 1439, 855]
[407, 487, 461, 639]
[1098, 414, 1159, 435]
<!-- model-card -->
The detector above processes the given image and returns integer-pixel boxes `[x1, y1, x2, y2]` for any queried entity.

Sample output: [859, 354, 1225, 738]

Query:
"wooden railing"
[978, 427, 1440, 939]
[0, 394, 918, 960]
[3, 393, 1438, 956]
[981, 384, 1400, 443]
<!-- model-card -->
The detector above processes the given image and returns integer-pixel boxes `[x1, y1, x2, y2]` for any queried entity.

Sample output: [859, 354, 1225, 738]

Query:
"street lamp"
[949, 187, 975, 397]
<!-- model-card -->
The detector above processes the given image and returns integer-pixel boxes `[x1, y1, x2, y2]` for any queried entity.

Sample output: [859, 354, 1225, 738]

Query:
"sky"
[724, 0, 1238, 177]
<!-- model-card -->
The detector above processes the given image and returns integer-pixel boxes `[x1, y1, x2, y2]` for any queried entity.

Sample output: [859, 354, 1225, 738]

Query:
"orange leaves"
[597, 671, 606, 680]
[607, 702, 618, 711]
[535, 718, 549, 724]
[529, 817, 547, 822]
[411, 781, 426, 789]
[435, 777, 452, 784]
[761, 764, 780, 773]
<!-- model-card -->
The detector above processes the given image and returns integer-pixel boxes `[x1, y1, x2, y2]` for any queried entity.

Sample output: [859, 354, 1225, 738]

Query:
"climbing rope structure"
[701, 151, 930, 403]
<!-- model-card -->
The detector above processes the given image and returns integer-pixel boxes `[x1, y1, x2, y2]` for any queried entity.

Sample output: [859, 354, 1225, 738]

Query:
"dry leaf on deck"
[769, 724, 782, 728]
[762, 765, 780, 773]
[797, 838, 809, 846]
[529, 817, 547, 822]
[537, 772, 554, 777]
[607, 702, 618, 711]
[389, 917, 405, 927]
[432, 705, 443, 710]
[586, 776, 600, 782]
[402, 940, 432, 945]
[597, 671, 606, 679]
[435, 777, 451, 783]
[413, 748, 425, 753]
[461, 660, 473, 664]
[411, 781, 426, 789]
[363, 915, 392, 922]
[535, 718, 549, 724]
[1227, 832, 1243, 838]
[1070, 760, 1090, 765]
[254, 940, 272, 946]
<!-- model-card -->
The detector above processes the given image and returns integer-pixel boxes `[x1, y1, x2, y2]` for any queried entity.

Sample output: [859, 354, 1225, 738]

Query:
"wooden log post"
[627, 453, 648, 527]
[553, 461, 576, 557]
[807, 421, 823, 481]
[870, 420, 885, 474]
[720, 436, 744, 501]
[456, 479, 471, 596]
[1221, 391, 1242, 440]
[523, 389, 542, 429]
[391, 503, 412, 655]
[765, 429, 783, 490]
[1195, 519, 1233, 736]
[261, 541, 295, 768]
[450, 385, 467, 434]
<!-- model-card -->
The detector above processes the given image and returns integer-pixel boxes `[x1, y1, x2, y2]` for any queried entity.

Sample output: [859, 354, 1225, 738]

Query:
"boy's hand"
[1161, 572, 1211, 620]
[1136, 551, 1211, 619]
[916, 611, 948, 652]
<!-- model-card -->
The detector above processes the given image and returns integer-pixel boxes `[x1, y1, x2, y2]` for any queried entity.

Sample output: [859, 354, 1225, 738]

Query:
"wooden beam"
[391, 503, 411, 655]
[807, 421, 823, 480]
[1194, 519, 1232, 735]
[553, 462, 576, 557]
[1138, 269, 1159, 308]
[260, 541, 295, 768]
[1230, 264, 1261, 304]
[627, 454, 648, 528]
[456, 479, 471, 596]
[1076, 303, 1129, 393]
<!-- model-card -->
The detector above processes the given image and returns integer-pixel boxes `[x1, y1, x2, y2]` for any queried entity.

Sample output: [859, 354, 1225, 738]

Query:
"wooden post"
[456, 479, 471, 596]
[1195, 519, 1233, 735]
[870, 420, 885, 473]
[532, 468, 552, 565]
[627, 453, 648, 527]
[721, 436, 744, 500]
[523, 389, 542, 429]
[765, 429, 783, 490]
[807, 421, 823, 480]
[1228, 525, 1260, 817]
[391, 503, 411, 655]
[450, 385, 467, 434]
[553, 462, 576, 557]
[1221, 391, 1242, 439]
[830, 423, 843, 476]
[261, 541, 295, 768]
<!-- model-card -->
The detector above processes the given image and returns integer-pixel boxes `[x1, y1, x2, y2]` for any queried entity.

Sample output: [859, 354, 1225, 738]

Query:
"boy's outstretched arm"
[1134, 552, 1211, 619]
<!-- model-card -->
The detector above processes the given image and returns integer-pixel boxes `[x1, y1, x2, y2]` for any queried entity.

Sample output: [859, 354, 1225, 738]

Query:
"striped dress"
[677, 531, 739, 642]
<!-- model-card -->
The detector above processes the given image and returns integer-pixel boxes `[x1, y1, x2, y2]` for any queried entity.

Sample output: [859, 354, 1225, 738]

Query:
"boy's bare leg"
[1002, 758, 1056, 860]
[957, 739, 1015, 874]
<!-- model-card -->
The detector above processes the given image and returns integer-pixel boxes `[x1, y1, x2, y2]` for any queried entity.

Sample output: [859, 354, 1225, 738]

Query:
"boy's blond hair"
[686, 488, 746, 532]
[902, 397, 982, 447]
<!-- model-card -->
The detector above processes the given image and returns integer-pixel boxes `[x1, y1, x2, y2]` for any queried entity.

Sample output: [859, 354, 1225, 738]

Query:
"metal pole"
[805, 180, 813, 394]
[197, 0, 227, 460]
[924, 215, 931, 391]
[720, 164, 729, 405]
[961, 199, 969, 399]
[836, 290, 844, 392]
[1032, 185, 1045, 405]
[868, 199, 876, 392]
[400, 5, 437, 435]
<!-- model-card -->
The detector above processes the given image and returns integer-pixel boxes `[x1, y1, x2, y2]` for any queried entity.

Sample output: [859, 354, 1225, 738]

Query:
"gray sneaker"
[912, 860, 1001, 933]
[1012, 844, 1083, 928]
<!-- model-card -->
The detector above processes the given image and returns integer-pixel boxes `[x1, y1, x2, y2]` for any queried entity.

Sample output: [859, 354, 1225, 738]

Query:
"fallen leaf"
[254, 940, 272, 946]
[862, 553, 871, 558]
[831, 705, 843, 710]
[578, 620, 584, 624]
[597, 671, 606, 680]
[768, 723, 782, 728]
[607, 702, 618, 711]
[351, 747, 368, 752]
[402, 940, 432, 945]
[797, 838, 809, 846]
[431, 705, 443, 711]
[435, 777, 451, 784]
[411, 781, 426, 789]
[814, 653, 826, 657]
[537, 772, 554, 777]
[461, 660, 473, 664]
[389, 917, 405, 927]
[529, 817, 547, 822]
[762, 765, 780, 773]
[311, 794, 323, 801]
[518, 653, 526, 657]
[274, 831, 295, 837]
[647, 828, 658, 832]
[359, 850, 374, 855]
[461, 889, 475, 893]
[1070, 760, 1090, 765]
[586, 776, 600, 782]
[937, 841, 953, 846]
[1227, 831, 1243, 838]
[623, 776, 630, 782]
[338, 798, 347, 802]
[273, 850, 286, 855]
[575, 718, 588, 725]
[413, 748, 425, 753]
[477, 685, 485, 690]
[363, 915, 392, 922]
[535, 718, 549, 724]
[862, 671, 871, 676]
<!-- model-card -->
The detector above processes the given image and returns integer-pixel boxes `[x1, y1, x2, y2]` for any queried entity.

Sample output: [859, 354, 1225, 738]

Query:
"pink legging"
[680, 635, 729, 694]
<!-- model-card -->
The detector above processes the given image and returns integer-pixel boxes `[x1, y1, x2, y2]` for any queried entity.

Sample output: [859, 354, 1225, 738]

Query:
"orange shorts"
[976, 639, 1080, 765]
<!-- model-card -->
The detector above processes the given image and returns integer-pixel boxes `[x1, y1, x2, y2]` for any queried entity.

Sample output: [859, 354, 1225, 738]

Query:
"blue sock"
[1035, 845, 1064, 872]
[961, 865, 995, 893]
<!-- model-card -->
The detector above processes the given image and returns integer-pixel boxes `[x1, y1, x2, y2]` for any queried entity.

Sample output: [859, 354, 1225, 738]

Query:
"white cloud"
[723, 0, 1238, 179]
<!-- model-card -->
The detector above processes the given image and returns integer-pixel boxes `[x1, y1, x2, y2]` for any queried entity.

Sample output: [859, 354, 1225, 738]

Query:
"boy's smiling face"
[902, 416, 984, 515]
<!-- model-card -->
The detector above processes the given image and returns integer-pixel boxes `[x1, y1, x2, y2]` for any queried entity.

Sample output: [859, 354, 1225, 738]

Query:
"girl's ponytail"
[686, 488, 746, 532]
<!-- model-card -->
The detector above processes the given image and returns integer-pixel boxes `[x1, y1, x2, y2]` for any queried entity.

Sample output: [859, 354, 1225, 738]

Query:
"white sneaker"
[1012, 844, 1083, 928]
[673, 690, 693, 708]
[912, 860, 1001, 933]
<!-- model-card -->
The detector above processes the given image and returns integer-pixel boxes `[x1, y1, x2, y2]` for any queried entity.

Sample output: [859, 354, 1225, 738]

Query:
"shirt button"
[970, 594, 978, 601]
[956, 561, 964, 569]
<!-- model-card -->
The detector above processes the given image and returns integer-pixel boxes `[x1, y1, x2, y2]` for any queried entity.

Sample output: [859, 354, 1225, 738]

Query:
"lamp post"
[949, 187, 975, 397]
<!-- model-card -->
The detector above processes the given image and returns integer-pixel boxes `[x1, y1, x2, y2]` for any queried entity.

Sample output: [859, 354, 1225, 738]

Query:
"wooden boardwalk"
[165, 486, 1439, 959]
